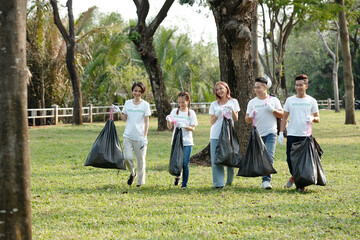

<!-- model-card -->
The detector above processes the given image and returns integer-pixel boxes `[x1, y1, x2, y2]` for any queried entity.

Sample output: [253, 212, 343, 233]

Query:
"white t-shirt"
[122, 99, 151, 140]
[284, 95, 319, 137]
[209, 98, 240, 139]
[170, 108, 198, 146]
[246, 96, 283, 137]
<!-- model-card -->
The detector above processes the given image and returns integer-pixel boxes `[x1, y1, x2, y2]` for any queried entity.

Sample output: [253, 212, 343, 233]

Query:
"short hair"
[214, 81, 231, 101]
[255, 77, 268, 86]
[295, 74, 309, 84]
[131, 81, 146, 94]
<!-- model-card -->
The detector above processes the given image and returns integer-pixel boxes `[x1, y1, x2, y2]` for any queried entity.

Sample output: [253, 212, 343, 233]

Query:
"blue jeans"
[181, 146, 193, 188]
[210, 139, 234, 187]
[261, 133, 277, 182]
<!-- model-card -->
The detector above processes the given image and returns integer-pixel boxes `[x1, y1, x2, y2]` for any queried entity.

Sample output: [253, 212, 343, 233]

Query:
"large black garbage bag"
[215, 118, 242, 167]
[237, 126, 277, 177]
[290, 136, 326, 188]
[169, 127, 184, 176]
[85, 120, 126, 169]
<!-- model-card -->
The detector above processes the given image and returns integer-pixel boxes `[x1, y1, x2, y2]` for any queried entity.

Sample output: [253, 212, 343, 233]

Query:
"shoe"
[127, 173, 136, 186]
[262, 181, 272, 190]
[215, 186, 224, 189]
[285, 177, 294, 188]
[297, 187, 307, 192]
[174, 177, 180, 186]
[182, 187, 187, 190]
[136, 185, 141, 187]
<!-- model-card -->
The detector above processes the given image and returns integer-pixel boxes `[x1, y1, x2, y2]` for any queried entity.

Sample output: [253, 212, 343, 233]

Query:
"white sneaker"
[285, 177, 295, 188]
[262, 181, 272, 190]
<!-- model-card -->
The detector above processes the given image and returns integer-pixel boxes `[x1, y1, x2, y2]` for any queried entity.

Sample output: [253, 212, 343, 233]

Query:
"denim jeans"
[181, 146, 193, 188]
[261, 133, 277, 182]
[210, 139, 234, 187]
[286, 135, 307, 176]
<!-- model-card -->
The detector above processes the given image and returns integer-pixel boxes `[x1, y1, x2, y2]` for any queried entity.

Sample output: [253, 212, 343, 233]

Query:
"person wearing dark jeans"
[279, 74, 320, 192]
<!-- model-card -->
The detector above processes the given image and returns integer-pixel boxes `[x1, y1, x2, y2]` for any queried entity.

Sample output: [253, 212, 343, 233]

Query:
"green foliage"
[30, 112, 360, 239]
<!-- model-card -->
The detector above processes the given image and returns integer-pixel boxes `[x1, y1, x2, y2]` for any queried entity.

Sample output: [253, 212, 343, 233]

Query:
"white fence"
[27, 99, 343, 126]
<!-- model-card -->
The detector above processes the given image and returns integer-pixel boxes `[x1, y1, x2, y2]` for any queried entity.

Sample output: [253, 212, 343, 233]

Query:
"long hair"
[214, 81, 231, 102]
[176, 91, 191, 117]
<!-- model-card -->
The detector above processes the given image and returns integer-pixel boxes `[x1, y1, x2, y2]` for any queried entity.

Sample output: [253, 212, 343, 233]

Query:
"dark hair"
[131, 81, 146, 94]
[295, 74, 309, 84]
[255, 77, 268, 84]
[214, 81, 231, 102]
[176, 91, 191, 117]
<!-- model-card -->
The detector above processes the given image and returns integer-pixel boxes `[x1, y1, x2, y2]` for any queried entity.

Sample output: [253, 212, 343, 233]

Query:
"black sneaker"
[136, 185, 141, 187]
[127, 173, 136, 186]
[174, 177, 180, 186]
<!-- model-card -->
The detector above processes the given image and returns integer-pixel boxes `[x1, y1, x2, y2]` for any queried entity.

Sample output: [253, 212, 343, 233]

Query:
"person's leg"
[226, 166, 234, 185]
[210, 139, 225, 188]
[123, 137, 135, 176]
[134, 140, 146, 186]
[262, 133, 277, 183]
[181, 146, 192, 188]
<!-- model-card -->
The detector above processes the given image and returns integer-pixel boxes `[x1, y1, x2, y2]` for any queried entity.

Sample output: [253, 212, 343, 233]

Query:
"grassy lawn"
[30, 110, 360, 239]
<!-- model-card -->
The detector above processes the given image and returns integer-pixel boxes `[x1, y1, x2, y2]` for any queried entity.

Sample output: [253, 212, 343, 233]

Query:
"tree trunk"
[280, 63, 288, 101]
[337, 0, 356, 124]
[50, 0, 83, 125]
[130, 0, 173, 131]
[252, 4, 260, 78]
[0, 0, 32, 238]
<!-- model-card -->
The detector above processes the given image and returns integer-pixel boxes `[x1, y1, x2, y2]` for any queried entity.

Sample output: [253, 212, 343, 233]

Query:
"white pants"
[123, 137, 147, 185]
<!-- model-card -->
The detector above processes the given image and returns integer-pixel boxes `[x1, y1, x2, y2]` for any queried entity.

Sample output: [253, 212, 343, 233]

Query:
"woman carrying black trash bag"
[166, 92, 198, 190]
[245, 77, 284, 190]
[278, 74, 320, 192]
[209, 81, 240, 188]
[116, 82, 151, 187]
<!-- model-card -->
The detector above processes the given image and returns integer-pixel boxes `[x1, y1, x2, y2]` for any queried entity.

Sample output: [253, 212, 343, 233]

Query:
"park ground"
[30, 111, 360, 239]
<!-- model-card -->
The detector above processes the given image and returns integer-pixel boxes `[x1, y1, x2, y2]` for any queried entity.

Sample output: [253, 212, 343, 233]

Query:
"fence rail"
[27, 99, 346, 126]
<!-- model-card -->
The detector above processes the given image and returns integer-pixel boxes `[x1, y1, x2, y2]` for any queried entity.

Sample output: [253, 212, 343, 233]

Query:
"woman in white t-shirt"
[166, 92, 198, 190]
[209, 81, 240, 188]
[118, 82, 151, 187]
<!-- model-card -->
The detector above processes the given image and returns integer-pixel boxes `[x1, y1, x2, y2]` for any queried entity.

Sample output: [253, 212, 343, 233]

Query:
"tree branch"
[134, 0, 150, 27]
[50, 0, 70, 44]
[148, 0, 175, 36]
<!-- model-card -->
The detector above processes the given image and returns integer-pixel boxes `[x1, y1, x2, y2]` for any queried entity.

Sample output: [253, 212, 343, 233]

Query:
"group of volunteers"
[115, 74, 320, 192]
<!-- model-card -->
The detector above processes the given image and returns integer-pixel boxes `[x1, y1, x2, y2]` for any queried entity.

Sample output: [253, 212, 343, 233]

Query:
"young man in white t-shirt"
[278, 74, 320, 192]
[245, 77, 284, 190]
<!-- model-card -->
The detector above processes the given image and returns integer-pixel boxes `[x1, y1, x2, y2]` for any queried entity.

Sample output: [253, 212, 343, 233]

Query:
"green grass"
[30, 111, 360, 239]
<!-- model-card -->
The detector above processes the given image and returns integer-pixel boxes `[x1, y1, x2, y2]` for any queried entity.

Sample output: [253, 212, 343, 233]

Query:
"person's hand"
[177, 122, 186, 128]
[278, 132, 284, 145]
[215, 108, 223, 117]
[166, 115, 172, 122]
[307, 116, 315, 123]
[141, 137, 148, 149]
[265, 103, 275, 112]
[112, 104, 121, 113]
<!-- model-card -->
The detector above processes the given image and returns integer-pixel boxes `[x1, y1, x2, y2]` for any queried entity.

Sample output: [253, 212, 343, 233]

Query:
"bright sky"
[63, 0, 217, 43]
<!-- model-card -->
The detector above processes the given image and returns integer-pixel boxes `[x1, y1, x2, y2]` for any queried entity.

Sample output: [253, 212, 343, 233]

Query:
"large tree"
[129, 0, 174, 131]
[0, 0, 32, 238]
[50, 0, 83, 125]
[337, 0, 356, 124]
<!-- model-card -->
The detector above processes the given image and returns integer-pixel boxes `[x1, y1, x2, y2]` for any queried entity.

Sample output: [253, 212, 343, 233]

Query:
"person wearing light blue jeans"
[245, 77, 284, 189]
[167, 92, 198, 190]
[209, 82, 240, 188]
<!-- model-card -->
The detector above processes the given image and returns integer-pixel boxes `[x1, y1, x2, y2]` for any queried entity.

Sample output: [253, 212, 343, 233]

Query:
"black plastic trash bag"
[215, 118, 242, 167]
[237, 126, 277, 177]
[169, 127, 184, 176]
[85, 120, 126, 169]
[290, 136, 326, 188]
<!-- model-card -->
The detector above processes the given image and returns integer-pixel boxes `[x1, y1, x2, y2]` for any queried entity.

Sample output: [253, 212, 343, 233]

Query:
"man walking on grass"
[245, 77, 284, 190]
[278, 74, 320, 192]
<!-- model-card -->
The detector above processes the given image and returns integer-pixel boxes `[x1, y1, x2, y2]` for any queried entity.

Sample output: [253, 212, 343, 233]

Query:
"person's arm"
[184, 125, 195, 131]
[232, 110, 239, 122]
[280, 111, 289, 132]
[167, 120, 173, 129]
[210, 115, 217, 125]
[143, 116, 150, 138]
[119, 112, 127, 122]
[273, 109, 284, 119]
[245, 113, 252, 124]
